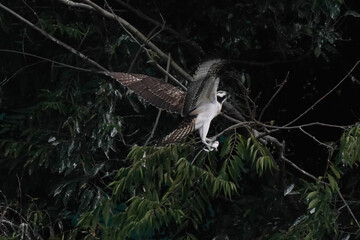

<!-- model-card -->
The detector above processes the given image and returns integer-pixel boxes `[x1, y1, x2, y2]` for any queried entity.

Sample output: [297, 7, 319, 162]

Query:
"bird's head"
[216, 91, 229, 104]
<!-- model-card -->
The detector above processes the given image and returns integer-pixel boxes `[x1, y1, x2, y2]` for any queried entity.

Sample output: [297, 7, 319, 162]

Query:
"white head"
[216, 91, 229, 104]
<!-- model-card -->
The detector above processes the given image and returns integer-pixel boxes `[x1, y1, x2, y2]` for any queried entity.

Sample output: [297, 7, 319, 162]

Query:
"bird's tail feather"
[159, 117, 196, 145]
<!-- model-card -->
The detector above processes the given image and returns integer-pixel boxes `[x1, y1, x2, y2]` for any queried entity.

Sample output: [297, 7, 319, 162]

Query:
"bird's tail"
[159, 117, 196, 145]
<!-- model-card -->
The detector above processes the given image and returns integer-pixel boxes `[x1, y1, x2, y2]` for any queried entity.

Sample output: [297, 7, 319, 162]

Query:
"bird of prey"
[106, 59, 229, 151]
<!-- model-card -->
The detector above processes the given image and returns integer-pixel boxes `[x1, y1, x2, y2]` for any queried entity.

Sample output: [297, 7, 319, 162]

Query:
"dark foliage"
[0, 0, 360, 239]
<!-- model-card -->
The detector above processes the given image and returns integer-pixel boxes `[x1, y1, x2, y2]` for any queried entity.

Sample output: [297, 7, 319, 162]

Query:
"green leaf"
[220, 135, 232, 158]
[306, 191, 318, 200]
[102, 200, 110, 225]
[187, 233, 198, 240]
[314, 45, 321, 57]
[213, 179, 220, 195]
[327, 174, 339, 192]
[330, 164, 341, 179]
[308, 198, 319, 210]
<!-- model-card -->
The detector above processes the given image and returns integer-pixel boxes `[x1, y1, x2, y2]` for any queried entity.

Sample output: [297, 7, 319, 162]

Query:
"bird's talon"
[203, 140, 219, 152]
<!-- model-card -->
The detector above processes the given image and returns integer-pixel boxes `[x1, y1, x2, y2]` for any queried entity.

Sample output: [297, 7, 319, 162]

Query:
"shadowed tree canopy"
[0, 0, 360, 239]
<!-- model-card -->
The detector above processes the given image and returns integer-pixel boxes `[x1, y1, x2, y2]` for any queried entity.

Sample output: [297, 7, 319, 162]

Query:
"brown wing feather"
[107, 72, 185, 114]
[160, 117, 196, 145]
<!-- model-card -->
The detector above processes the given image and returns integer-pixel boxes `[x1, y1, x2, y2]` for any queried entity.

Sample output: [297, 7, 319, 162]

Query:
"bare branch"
[0, 3, 108, 72]
[337, 190, 360, 228]
[114, 0, 204, 56]
[0, 60, 42, 86]
[80, 0, 193, 81]
[145, 54, 172, 145]
[222, 102, 246, 122]
[259, 71, 289, 121]
[105, 3, 186, 90]
[282, 156, 325, 183]
[127, 26, 161, 73]
[230, 51, 312, 67]
[212, 121, 255, 139]
[266, 121, 350, 131]
[267, 138, 360, 230]
[299, 127, 334, 149]
[283, 60, 360, 127]
[57, 0, 94, 10]
[145, 52, 187, 90]
[0, 49, 96, 74]
[58, 0, 188, 90]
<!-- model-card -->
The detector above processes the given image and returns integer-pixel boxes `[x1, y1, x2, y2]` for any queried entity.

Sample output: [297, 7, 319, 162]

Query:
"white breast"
[192, 102, 221, 130]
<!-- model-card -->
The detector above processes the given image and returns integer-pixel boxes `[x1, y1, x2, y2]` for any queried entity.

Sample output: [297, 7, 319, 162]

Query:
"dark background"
[0, 0, 359, 239]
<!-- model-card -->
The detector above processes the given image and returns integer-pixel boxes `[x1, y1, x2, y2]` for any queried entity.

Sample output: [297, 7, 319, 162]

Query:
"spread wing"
[182, 59, 225, 116]
[160, 117, 196, 145]
[107, 72, 185, 114]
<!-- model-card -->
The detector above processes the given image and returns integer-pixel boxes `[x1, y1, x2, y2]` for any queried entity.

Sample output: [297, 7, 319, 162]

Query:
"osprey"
[106, 59, 229, 151]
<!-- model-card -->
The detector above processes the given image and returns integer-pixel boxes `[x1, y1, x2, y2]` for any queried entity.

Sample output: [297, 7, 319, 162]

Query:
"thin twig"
[251, 121, 353, 142]
[299, 126, 334, 149]
[80, 0, 187, 90]
[0, 60, 43, 86]
[128, 26, 159, 72]
[337, 190, 360, 228]
[281, 156, 328, 183]
[145, 52, 187, 90]
[0, 3, 108, 72]
[57, 0, 94, 10]
[270, 139, 360, 230]
[259, 71, 289, 121]
[220, 112, 242, 123]
[265, 121, 350, 130]
[0, 209, 7, 225]
[283, 60, 360, 127]
[114, 0, 204, 56]
[229, 51, 312, 67]
[212, 121, 255, 139]
[79, 0, 193, 81]
[222, 102, 246, 122]
[242, 85, 257, 121]
[56, 0, 247, 123]
[0, 49, 96, 73]
[115, 0, 165, 30]
[144, 54, 172, 145]
[144, 109, 162, 146]
[211, 117, 353, 142]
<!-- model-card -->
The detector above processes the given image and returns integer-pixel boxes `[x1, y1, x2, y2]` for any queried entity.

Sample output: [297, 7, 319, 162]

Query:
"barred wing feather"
[108, 72, 185, 114]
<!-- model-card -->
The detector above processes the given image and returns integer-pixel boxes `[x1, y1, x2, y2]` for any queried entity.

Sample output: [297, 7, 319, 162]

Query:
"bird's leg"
[199, 121, 219, 151]
[205, 136, 216, 143]
[206, 136, 216, 142]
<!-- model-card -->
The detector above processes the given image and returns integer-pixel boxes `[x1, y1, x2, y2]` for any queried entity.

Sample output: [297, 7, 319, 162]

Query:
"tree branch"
[0, 3, 108, 72]
[0, 49, 95, 73]
[57, 0, 94, 10]
[212, 121, 255, 139]
[114, 0, 204, 56]
[269, 138, 360, 230]
[144, 54, 172, 145]
[283, 60, 360, 127]
[337, 190, 360, 228]
[299, 127, 334, 149]
[56, 1, 247, 123]
[265, 121, 350, 131]
[79, 0, 193, 81]
[259, 71, 289, 121]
